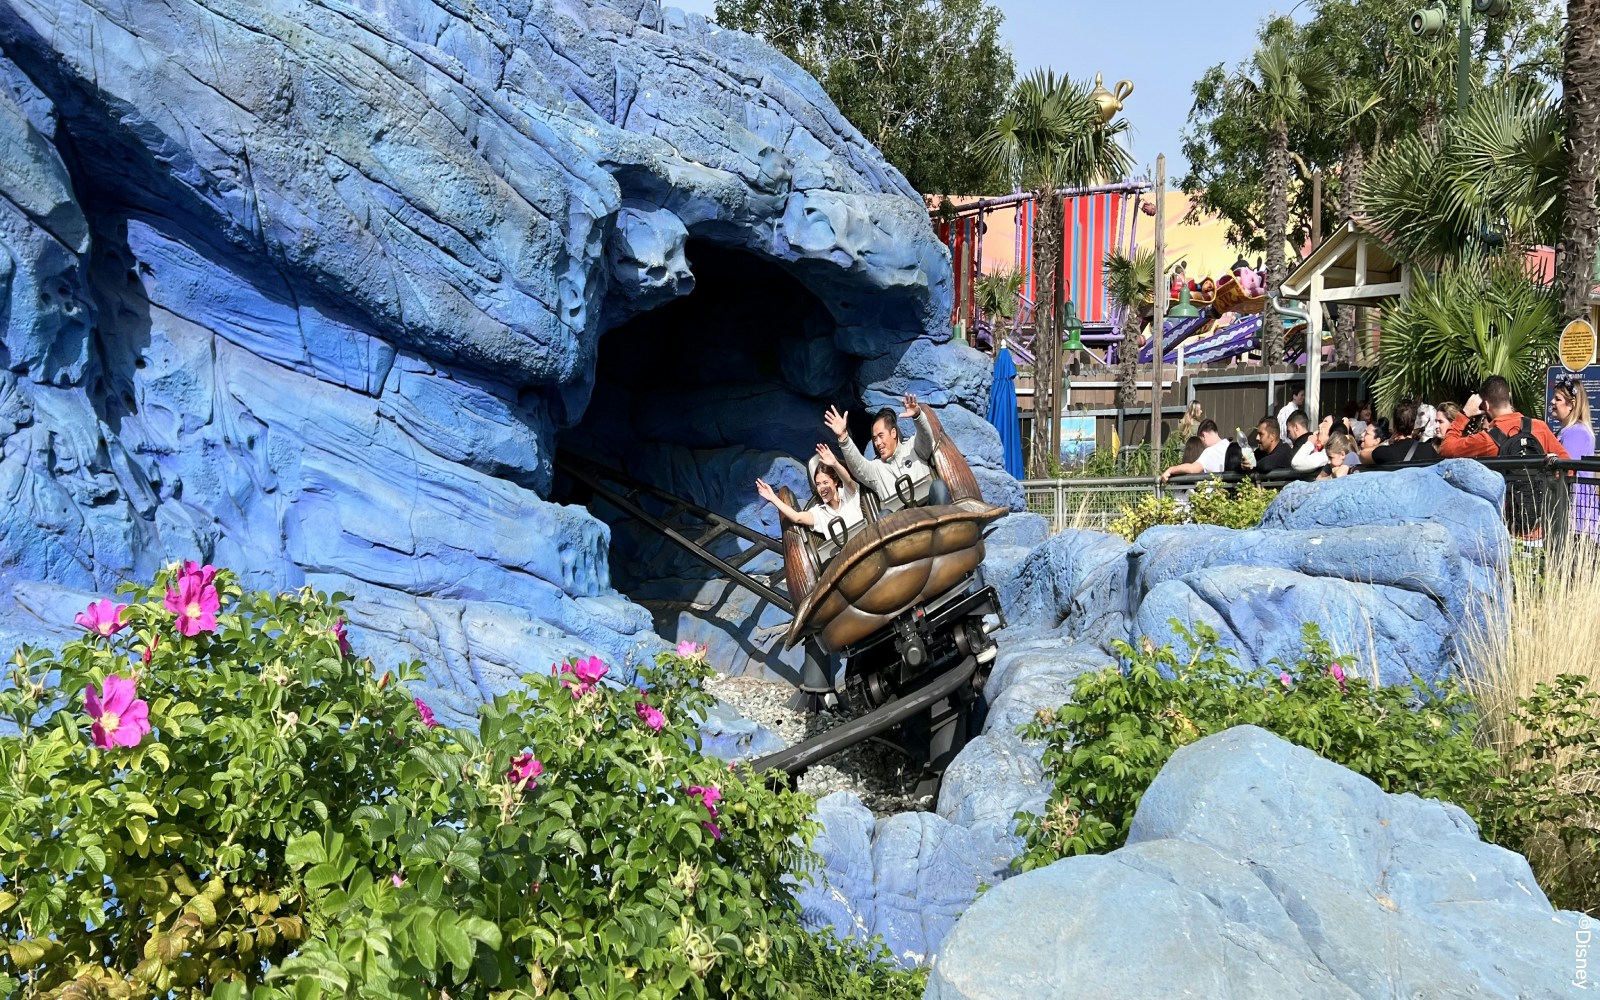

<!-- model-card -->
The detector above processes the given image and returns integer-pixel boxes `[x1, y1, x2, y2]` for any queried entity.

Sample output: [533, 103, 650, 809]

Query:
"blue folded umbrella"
[987, 348, 1024, 480]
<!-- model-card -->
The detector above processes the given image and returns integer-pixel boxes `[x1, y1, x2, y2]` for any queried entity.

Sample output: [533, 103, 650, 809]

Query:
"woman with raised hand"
[756, 443, 864, 541]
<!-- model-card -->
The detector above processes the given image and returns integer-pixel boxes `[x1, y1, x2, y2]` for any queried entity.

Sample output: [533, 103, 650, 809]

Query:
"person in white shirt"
[823, 394, 951, 507]
[1160, 420, 1241, 481]
[1277, 383, 1305, 439]
[756, 444, 863, 540]
[1292, 414, 1337, 473]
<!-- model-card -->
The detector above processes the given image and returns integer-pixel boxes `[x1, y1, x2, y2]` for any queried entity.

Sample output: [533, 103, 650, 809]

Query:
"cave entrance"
[556, 240, 851, 682]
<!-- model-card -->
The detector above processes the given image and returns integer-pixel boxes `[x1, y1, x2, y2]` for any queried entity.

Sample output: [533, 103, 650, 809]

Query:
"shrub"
[1013, 623, 1501, 871]
[1105, 478, 1275, 541]
[0, 565, 921, 998]
[1459, 540, 1600, 912]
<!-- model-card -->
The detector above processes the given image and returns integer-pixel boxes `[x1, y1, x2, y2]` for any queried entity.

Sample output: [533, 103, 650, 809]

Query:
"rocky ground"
[705, 673, 933, 817]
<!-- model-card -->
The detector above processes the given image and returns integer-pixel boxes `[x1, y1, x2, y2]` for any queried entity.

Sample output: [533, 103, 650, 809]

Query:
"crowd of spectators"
[1158, 377, 1599, 541]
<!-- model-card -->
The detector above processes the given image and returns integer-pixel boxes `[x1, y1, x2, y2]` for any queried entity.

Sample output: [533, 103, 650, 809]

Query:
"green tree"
[714, 0, 1015, 196]
[974, 268, 1024, 348]
[1557, 0, 1600, 321]
[1236, 36, 1334, 366]
[1180, 1, 1564, 279]
[1103, 247, 1155, 409]
[976, 70, 1132, 473]
[1359, 83, 1565, 265]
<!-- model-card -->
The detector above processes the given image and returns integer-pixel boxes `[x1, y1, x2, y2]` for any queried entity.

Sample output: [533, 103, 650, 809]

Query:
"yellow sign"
[1561, 319, 1597, 373]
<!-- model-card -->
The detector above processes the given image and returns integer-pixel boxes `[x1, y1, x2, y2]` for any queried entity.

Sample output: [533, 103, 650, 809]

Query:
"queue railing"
[1022, 457, 1600, 544]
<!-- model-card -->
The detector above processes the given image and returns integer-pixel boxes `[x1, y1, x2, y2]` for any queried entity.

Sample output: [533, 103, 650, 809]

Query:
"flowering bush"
[1014, 623, 1500, 870]
[0, 566, 919, 998]
[1105, 479, 1275, 541]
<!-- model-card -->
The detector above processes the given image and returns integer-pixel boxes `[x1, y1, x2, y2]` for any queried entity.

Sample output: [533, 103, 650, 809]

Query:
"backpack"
[1487, 416, 1548, 536]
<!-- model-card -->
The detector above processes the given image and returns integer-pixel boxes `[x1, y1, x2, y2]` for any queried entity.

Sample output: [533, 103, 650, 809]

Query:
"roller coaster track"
[553, 451, 793, 614]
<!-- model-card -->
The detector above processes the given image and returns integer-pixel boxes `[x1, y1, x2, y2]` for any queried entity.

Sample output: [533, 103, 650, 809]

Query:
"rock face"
[927, 726, 1578, 999]
[799, 461, 1518, 967]
[796, 790, 1021, 968]
[0, 0, 1016, 715]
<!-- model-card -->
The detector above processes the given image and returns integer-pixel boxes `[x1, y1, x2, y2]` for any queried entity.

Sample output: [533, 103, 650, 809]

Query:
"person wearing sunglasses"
[1551, 378, 1596, 539]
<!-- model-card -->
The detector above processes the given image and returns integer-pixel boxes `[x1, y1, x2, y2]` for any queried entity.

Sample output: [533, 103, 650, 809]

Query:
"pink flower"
[1279, 671, 1292, 688]
[507, 752, 543, 787]
[391, 873, 404, 887]
[75, 599, 127, 638]
[414, 697, 438, 729]
[84, 675, 152, 750]
[635, 702, 665, 733]
[675, 640, 708, 662]
[181, 561, 217, 587]
[332, 618, 351, 657]
[557, 655, 609, 698]
[142, 634, 159, 664]
[702, 821, 723, 840]
[163, 565, 220, 636]
[686, 784, 721, 817]
[1329, 662, 1348, 693]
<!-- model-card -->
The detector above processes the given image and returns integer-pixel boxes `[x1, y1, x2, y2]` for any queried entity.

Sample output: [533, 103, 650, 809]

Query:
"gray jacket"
[837, 411, 936, 501]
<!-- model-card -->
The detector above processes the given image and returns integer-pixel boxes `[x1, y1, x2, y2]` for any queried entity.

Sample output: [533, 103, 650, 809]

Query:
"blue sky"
[668, 0, 1303, 180]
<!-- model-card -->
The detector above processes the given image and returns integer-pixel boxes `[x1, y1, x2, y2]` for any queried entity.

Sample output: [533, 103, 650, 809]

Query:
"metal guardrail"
[1022, 458, 1600, 539]
[1020, 477, 1163, 533]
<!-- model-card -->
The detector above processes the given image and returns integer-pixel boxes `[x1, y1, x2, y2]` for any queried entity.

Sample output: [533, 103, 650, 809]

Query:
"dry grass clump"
[1459, 537, 1600, 909]
[1460, 539, 1600, 752]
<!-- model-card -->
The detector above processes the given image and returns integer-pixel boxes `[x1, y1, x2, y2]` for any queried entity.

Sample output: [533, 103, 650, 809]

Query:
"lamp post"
[1168, 284, 1201, 321]
[1061, 298, 1084, 383]
[1410, 0, 1506, 112]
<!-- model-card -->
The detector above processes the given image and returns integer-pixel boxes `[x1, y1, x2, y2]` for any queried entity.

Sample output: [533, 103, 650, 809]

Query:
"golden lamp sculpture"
[1089, 73, 1134, 124]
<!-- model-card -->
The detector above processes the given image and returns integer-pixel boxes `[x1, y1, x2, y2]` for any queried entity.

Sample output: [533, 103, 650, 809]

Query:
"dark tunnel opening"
[555, 240, 857, 681]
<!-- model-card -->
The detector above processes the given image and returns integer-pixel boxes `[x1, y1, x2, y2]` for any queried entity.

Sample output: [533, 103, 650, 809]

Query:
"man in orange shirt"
[1441, 375, 1568, 539]
[1439, 375, 1569, 460]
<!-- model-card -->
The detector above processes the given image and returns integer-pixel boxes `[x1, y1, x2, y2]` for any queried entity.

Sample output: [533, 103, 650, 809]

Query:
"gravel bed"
[705, 673, 932, 817]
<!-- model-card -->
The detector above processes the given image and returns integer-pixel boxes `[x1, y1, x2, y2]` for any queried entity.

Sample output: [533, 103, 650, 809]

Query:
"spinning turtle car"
[753, 406, 1009, 794]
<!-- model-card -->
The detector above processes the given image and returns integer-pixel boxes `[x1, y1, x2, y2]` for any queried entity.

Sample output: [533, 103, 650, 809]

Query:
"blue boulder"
[999, 528, 1130, 645]
[1132, 565, 1452, 686]
[927, 726, 1579, 999]
[1131, 521, 1471, 619]
[1260, 462, 1508, 574]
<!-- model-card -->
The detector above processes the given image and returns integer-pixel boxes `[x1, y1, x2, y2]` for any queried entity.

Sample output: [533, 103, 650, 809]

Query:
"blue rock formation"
[927, 726, 1579, 999]
[796, 790, 1021, 967]
[0, 0, 1019, 716]
[801, 464, 1520, 968]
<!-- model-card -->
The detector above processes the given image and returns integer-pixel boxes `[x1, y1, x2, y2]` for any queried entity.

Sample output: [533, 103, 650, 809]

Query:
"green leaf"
[285, 831, 326, 867]
[304, 863, 345, 889]
[413, 914, 438, 969]
[435, 912, 473, 970]
[124, 816, 149, 847]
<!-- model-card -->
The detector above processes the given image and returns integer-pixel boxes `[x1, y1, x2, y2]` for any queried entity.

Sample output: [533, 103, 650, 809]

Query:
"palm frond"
[1103, 248, 1156, 309]
[1374, 256, 1560, 414]
[1360, 83, 1566, 263]
[975, 70, 1132, 191]
[974, 269, 1024, 321]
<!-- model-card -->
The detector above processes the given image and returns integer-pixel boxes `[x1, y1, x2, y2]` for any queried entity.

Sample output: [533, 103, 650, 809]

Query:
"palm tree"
[1359, 84, 1565, 265]
[974, 269, 1024, 350]
[1557, 0, 1600, 321]
[976, 70, 1132, 474]
[1327, 81, 1383, 366]
[1373, 256, 1560, 415]
[1103, 248, 1155, 409]
[1235, 37, 1334, 367]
